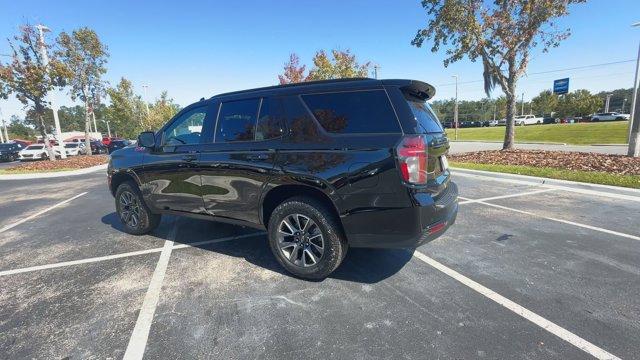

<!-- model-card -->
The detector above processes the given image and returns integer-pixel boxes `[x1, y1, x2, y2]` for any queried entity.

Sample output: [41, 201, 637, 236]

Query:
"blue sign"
[553, 78, 569, 94]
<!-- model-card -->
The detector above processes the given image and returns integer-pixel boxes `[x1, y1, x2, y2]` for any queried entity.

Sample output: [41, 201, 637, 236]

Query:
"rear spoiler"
[383, 79, 436, 101]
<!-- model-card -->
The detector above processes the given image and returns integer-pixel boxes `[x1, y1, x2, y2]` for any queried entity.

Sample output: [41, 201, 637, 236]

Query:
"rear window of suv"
[406, 99, 443, 133]
[302, 90, 400, 134]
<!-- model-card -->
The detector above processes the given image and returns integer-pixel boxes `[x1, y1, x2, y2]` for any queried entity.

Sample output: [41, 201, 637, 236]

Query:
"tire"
[268, 196, 347, 280]
[115, 181, 161, 235]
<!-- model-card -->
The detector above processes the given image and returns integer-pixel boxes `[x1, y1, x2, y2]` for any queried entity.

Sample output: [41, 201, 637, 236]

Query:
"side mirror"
[138, 131, 156, 148]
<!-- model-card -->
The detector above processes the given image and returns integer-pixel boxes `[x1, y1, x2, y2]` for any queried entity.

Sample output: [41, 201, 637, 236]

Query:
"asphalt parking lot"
[1, 169, 638, 359]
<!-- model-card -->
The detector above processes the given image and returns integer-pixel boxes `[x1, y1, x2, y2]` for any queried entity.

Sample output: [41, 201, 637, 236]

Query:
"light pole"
[452, 75, 459, 140]
[101, 119, 111, 138]
[622, 98, 628, 113]
[142, 84, 150, 115]
[520, 93, 525, 116]
[629, 21, 640, 157]
[605, 94, 612, 113]
[36, 24, 66, 159]
[0, 108, 6, 143]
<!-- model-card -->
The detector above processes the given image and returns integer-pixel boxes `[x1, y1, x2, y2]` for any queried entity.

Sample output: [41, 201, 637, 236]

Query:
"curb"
[590, 144, 628, 147]
[450, 140, 567, 145]
[0, 164, 107, 180]
[450, 166, 640, 194]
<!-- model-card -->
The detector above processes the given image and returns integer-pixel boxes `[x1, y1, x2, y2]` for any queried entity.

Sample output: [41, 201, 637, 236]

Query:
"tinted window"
[216, 99, 260, 142]
[27, 145, 44, 150]
[255, 98, 284, 140]
[302, 90, 400, 134]
[407, 100, 444, 133]
[65, 143, 79, 148]
[163, 106, 206, 146]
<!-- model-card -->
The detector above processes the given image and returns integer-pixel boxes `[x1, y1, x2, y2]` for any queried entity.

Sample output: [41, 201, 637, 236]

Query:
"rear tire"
[115, 181, 161, 235]
[268, 197, 347, 280]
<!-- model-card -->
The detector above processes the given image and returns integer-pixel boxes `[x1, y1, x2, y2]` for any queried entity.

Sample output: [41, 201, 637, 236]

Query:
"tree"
[145, 91, 180, 131]
[556, 89, 600, 118]
[277, 49, 372, 83]
[532, 90, 559, 117]
[56, 27, 108, 154]
[0, 24, 68, 159]
[7, 115, 37, 140]
[412, 0, 585, 149]
[105, 78, 147, 139]
[278, 53, 307, 85]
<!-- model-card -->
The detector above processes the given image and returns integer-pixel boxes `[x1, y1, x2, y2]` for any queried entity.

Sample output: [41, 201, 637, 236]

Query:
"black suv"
[108, 78, 458, 279]
[0, 143, 22, 162]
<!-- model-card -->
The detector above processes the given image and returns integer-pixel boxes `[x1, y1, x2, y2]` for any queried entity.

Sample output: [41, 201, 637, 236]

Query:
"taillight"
[396, 135, 428, 185]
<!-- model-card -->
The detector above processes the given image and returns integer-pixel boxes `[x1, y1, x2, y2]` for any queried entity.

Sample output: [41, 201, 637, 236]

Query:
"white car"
[56, 142, 87, 157]
[18, 144, 50, 161]
[591, 112, 629, 121]
[514, 114, 543, 126]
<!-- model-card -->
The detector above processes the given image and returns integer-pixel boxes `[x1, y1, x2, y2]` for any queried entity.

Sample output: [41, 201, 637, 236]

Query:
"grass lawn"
[445, 121, 629, 145]
[451, 161, 640, 189]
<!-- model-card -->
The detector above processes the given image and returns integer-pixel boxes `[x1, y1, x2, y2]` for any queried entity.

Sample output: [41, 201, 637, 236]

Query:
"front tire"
[115, 181, 161, 235]
[268, 197, 347, 280]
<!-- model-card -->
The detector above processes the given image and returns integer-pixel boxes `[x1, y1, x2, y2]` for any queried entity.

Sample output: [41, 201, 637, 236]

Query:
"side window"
[255, 98, 284, 140]
[301, 90, 401, 134]
[216, 99, 260, 142]
[163, 106, 206, 146]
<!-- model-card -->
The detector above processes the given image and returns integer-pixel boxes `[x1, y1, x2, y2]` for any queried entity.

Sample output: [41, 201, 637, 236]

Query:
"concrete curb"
[590, 144, 629, 147]
[450, 166, 640, 194]
[0, 164, 107, 180]
[449, 140, 567, 145]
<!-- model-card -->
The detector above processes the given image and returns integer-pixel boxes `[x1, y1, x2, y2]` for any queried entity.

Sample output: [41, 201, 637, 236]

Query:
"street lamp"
[142, 84, 150, 115]
[452, 75, 459, 140]
[35, 24, 66, 159]
[521, 93, 525, 116]
[101, 119, 112, 138]
[629, 21, 640, 157]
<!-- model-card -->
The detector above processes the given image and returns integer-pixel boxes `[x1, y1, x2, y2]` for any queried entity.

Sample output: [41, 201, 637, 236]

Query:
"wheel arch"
[110, 170, 141, 197]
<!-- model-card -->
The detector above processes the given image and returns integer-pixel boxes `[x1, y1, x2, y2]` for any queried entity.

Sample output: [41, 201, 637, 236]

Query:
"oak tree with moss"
[412, 0, 585, 149]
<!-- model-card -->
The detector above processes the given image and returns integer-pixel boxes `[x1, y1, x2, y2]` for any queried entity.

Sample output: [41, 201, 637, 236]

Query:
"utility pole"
[36, 24, 66, 159]
[0, 107, 5, 143]
[373, 65, 379, 79]
[102, 119, 111, 138]
[520, 93, 525, 116]
[493, 103, 497, 121]
[452, 75, 459, 140]
[622, 98, 628, 113]
[605, 94, 612, 113]
[629, 21, 640, 157]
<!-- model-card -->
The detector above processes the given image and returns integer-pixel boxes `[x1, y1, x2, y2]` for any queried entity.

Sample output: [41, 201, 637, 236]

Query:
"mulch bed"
[449, 150, 640, 176]
[6, 155, 109, 172]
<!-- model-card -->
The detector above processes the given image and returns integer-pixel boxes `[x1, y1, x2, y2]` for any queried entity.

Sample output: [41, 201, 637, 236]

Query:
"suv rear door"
[198, 97, 284, 223]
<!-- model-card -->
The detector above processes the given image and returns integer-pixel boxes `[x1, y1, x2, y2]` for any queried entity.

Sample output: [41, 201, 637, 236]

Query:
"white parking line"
[413, 251, 621, 360]
[458, 188, 556, 204]
[464, 199, 640, 242]
[0, 232, 265, 278]
[0, 192, 88, 234]
[123, 226, 176, 360]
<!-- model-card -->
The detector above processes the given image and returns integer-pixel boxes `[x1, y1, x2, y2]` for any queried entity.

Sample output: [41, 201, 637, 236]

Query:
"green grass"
[451, 161, 640, 189]
[445, 121, 629, 145]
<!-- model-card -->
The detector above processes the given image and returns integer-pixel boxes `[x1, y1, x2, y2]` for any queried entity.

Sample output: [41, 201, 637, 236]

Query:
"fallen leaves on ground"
[7, 155, 109, 172]
[449, 150, 640, 175]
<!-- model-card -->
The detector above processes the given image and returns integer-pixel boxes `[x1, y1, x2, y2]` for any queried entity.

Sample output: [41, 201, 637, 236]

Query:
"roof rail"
[212, 77, 375, 98]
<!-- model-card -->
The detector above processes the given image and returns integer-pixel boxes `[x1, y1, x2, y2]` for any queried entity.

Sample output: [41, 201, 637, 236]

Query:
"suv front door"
[139, 104, 210, 214]
[198, 97, 283, 223]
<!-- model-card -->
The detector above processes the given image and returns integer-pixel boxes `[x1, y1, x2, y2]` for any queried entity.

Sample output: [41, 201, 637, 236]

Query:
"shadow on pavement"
[102, 212, 413, 284]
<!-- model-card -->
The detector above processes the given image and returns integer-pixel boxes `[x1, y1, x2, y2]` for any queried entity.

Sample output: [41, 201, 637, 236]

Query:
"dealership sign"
[553, 78, 569, 95]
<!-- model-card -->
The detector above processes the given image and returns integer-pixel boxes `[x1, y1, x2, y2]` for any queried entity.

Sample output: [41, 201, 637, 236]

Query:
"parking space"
[0, 170, 638, 359]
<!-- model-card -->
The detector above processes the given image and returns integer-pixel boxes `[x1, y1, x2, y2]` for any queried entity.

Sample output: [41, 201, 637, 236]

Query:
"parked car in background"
[19, 144, 49, 161]
[55, 142, 87, 157]
[591, 112, 629, 121]
[91, 140, 108, 154]
[542, 117, 557, 124]
[487, 120, 499, 127]
[11, 139, 32, 148]
[497, 118, 507, 126]
[108, 78, 458, 279]
[0, 143, 22, 162]
[514, 114, 543, 125]
[107, 139, 131, 154]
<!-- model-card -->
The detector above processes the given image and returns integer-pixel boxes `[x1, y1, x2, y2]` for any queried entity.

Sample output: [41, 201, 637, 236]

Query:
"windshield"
[26, 145, 44, 150]
[65, 143, 79, 148]
[407, 100, 444, 133]
[0, 144, 15, 150]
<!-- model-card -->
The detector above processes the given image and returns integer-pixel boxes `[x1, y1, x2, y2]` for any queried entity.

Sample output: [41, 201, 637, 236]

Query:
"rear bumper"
[342, 182, 458, 249]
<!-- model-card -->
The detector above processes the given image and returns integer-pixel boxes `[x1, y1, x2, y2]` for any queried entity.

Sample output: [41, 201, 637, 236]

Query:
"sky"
[1, 0, 640, 120]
